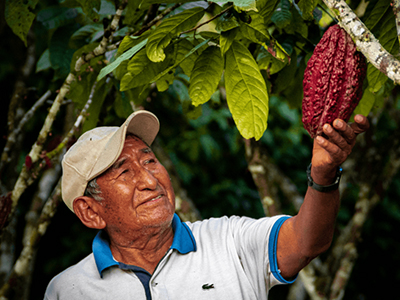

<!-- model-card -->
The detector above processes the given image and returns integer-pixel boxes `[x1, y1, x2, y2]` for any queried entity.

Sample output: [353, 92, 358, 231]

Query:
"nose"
[136, 167, 158, 191]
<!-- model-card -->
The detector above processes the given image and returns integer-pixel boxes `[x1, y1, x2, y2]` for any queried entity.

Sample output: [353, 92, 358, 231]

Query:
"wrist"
[307, 164, 342, 192]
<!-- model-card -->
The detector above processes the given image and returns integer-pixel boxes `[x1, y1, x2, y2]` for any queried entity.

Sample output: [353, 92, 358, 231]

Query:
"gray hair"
[84, 177, 103, 201]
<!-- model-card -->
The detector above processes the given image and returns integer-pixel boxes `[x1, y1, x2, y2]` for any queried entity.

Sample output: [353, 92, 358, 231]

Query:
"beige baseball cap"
[61, 110, 160, 212]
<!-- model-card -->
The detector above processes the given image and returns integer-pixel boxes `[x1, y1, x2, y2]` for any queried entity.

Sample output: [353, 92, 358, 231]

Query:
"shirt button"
[152, 282, 158, 287]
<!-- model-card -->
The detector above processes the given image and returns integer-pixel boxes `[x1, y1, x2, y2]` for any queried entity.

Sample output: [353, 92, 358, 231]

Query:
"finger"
[315, 135, 346, 164]
[322, 123, 351, 152]
[351, 114, 370, 134]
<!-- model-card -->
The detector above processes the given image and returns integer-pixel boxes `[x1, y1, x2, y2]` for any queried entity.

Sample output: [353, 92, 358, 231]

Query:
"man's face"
[96, 135, 175, 238]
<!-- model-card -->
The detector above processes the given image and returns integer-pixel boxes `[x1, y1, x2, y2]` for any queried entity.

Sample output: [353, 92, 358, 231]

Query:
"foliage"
[1, 0, 400, 299]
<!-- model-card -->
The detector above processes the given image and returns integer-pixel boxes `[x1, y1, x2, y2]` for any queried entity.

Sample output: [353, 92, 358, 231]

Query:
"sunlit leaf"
[209, 0, 257, 11]
[120, 47, 172, 91]
[352, 88, 376, 118]
[146, 7, 205, 62]
[225, 41, 269, 140]
[97, 38, 148, 81]
[256, 0, 280, 21]
[189, 46, 224, 106]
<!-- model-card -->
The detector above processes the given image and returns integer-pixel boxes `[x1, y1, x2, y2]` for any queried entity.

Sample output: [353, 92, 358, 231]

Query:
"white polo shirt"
[44, 214, 295, 300]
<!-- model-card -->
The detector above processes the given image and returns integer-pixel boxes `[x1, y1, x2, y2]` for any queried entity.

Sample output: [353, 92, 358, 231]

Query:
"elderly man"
[44, 110, 369, 299]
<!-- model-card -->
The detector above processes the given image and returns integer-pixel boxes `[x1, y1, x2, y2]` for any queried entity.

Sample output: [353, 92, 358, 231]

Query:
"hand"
[311, 114, 369, 184]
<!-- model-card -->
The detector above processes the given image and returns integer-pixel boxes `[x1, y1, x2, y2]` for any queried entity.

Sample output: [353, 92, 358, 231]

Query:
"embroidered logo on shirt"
[202, 283, 214, 290]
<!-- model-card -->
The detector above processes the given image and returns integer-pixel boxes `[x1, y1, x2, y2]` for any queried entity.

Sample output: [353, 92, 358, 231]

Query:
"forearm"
[277, 165, 341, 278]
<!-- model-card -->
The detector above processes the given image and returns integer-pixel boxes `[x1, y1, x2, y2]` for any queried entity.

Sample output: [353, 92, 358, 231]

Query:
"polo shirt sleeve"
[227, 215, 296, 289]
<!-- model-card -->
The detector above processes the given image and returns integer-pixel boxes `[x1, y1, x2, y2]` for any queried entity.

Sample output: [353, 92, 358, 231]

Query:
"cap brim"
[89, 110, 160, 180]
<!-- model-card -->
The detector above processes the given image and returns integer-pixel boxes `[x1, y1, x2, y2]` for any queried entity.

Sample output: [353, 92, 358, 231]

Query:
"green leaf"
[124, 0, 144, 26]
[36, 6, 79, 30]
[209, 0, 257, 11]
[120, 47, 172, 91]
[367, 10, 397, 92]
[363, 0, 391, 32]
[175, 38, 201, 76]
[215, 13, 240, 33]
[82, 78, 113, 133]
[271, 0, 292, 28]
[69, 24, 104, 49]
[114, 91, 134, 119]
[146, 7, 205, 62]
[139, 0, 194, 5]
[225, 41, 269, 140]
[156, 72, 175, 92]
[352, 88, 376, 118]
[97, 38, 148, 81]
[239, 13, 270, 45]
[150, 38, 210, 84]
[75, 0, 101, 21]
[256, 0, 280, 21]
[297, 0, 319, 21]
[5, 0, 39, 46]
[189, 46, 224, 106]
[50, 24, 79, 79]
[36, 49, 51, 73]
[220, 28, 238, 55]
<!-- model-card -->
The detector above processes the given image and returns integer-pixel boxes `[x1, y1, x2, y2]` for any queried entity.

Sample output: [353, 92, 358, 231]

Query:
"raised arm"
[276, 114, 369, 279]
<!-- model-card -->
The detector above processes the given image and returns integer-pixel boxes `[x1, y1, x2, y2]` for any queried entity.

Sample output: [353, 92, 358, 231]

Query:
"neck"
[108, 224, 174, 274]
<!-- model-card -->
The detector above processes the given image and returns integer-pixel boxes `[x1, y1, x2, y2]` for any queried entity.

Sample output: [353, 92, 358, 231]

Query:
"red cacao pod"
[302, 24, 367, 138]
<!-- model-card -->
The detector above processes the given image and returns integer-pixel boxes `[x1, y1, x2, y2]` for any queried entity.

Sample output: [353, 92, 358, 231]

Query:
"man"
[44, 110, 369, 299]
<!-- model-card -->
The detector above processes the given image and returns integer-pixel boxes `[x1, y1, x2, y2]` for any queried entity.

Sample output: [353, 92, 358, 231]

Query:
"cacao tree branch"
[243, 139, 280, 217]
[0, 180, 62, 299]
[0, 90, 51, 177]
[4, 2, 129, 232]
[75, 1, 127, 72]
[322, 0, 400, 84]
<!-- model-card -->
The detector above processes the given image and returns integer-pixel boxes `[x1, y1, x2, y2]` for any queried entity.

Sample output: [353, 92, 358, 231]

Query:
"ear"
[73, 196, 106, 230]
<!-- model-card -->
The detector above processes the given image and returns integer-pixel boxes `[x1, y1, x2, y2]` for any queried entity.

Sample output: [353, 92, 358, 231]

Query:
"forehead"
[119, 135, 151, 156]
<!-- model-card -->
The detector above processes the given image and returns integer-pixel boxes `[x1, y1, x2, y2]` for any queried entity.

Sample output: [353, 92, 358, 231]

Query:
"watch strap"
[306, 163, 342, 192]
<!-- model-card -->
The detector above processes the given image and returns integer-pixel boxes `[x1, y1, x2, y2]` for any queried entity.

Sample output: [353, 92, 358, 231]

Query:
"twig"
[180, 5, 233, 35]
[133, 3, 182, 37]
[0, 90, 52, 177]
[46, 81, 99, 162]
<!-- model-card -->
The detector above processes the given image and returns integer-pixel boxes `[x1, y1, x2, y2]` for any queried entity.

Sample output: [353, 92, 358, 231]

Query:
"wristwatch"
[306, 163, 342, 192]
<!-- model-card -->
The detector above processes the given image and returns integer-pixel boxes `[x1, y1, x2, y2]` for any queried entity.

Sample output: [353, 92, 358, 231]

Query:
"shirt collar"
[92, 213, 197, 276]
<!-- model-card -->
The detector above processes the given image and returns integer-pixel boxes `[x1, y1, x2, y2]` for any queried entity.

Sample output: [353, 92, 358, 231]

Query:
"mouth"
[150, 195, 162, 201]
[142, 194, 164, 205]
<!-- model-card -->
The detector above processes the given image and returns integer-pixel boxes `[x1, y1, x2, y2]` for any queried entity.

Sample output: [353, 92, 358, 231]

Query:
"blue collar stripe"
[171, 213, 197, 253]
[93, 213, 196, 276]
[92, 231, 118, 277]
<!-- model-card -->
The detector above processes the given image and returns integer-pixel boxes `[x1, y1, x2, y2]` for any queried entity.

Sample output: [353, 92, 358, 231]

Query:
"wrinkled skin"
[74, 135, 175, 273]
[277, 115, 369, 279]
